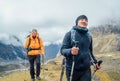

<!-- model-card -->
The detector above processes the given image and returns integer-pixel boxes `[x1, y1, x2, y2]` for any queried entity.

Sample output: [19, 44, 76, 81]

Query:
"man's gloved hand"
[27, 47, 31, 51]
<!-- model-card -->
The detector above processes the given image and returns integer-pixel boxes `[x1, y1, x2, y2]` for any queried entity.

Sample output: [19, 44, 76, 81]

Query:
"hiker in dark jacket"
[60, 15, 100, 81]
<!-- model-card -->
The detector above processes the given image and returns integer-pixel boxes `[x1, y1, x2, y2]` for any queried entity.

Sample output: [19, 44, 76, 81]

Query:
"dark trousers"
[28, 55, 41, 79]
[66, 68, 91, 81]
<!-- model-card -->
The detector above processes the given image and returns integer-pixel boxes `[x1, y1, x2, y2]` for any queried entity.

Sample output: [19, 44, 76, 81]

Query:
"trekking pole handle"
[74, 41, 79, 47]
[97, 60, 103, 66]
[73, 41, 79, 61]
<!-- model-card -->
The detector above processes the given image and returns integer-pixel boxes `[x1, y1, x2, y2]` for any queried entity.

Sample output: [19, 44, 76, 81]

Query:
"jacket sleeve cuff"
[61, 48, 72, 57]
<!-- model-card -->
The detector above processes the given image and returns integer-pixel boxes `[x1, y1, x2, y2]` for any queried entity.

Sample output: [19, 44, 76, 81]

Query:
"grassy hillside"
[93, 34, 119, 53]
[92, 33, 120, 81]
[96, 52, 120, 81]
[0, 56, 113, 81]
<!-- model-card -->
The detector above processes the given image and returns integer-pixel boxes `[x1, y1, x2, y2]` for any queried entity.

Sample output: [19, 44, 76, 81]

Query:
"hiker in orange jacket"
[24, 29, 44, 81]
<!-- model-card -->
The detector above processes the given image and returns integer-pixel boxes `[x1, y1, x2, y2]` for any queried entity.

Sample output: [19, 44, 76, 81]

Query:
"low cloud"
[0, 0, 120, 43]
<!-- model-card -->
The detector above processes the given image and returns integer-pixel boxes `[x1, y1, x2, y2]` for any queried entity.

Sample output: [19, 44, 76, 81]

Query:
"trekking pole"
[70, 41, 79, 81]
[92, 60, 103, 76]
[24, 56, 27, 81]
[24, 52, 27, 81]
[60, 58, 66, 81]
[42, 55, 45, 79]
[70, 56, 75, 81]
[89, 52, 103, 78]
[23, 48, 28, 81]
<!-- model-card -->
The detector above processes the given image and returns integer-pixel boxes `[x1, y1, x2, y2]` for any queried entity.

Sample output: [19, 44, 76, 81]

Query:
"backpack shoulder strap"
[37, 37, 41, 49]
[38, 37, 40, 43]
[27, 37, 31, 48]
[70, 29, 76, 44]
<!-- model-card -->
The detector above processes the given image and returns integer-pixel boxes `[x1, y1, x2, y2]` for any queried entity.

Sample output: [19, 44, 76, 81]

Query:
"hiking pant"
[66, 68, 91, 81]
[28, 55, 41, 79]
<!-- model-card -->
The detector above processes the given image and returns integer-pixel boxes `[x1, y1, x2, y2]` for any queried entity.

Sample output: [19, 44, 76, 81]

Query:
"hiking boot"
[30, 78, 35, 81]
[36, 76, 41, 80]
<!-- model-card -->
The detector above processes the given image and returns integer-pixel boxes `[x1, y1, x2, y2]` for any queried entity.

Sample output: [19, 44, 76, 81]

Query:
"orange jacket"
[24, 33, 44, 56]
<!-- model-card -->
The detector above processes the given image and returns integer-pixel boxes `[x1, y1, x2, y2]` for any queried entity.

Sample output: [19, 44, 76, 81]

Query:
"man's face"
[32, 31, 37, 37]
[77, 19, 88, 28]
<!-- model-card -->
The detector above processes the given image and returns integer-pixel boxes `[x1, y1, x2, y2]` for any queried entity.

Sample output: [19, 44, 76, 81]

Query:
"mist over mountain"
[0, 34, 26, 64]
[90, 18, 120, 35]
[0, 34, 61, 63]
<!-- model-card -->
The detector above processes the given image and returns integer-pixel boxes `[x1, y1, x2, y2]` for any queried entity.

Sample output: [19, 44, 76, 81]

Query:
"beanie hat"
[75, 15, 88, 25]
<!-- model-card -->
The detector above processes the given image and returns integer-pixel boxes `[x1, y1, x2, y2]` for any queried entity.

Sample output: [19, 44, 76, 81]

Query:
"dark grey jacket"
[60, 26, 97, 71]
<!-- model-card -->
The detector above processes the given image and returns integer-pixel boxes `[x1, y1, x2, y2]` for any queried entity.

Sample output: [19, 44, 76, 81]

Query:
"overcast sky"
[0, 0, 120, 44]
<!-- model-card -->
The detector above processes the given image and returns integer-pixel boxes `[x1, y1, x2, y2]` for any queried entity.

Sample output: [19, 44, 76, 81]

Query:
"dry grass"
[0, 70, 47, 81]
[0, 56, 114, 81]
